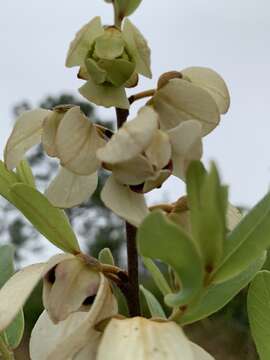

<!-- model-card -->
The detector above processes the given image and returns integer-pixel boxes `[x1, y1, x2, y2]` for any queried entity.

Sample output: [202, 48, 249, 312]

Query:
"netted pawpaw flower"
[0, 253, 117, 360]
[96, 106, 203, 227]
[4, 105, 106, 208]
[96, 317, 215, 360]
[66, 17, 152, 109]
[151, 67, 230, 135]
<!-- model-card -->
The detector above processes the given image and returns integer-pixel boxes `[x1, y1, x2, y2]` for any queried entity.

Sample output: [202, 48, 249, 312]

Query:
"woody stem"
[115, 107, 141, 317]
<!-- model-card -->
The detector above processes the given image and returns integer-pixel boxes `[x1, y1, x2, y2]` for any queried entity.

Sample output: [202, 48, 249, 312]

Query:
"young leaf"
[16, 159, 36, 187]
[187, 161, 227, 271]
[137, 211, 204, 307]
[140, 285, 166, 319]
[0, 161, 19, 203]
[212, 191, 270, 284]
[142, 257, 171, 296]
[5, 311, 24, 350]
[247, 271, 270, 360]
[0, 245, 14, 289]
[8, 184, 80, 254]
[98, 248, 115, 266]
[178, 253, 265, 325]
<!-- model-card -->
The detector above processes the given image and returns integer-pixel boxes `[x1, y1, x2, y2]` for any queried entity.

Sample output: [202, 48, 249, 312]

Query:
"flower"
[97, 317, 215, 359]
[0, 253, 118, 360]
[66, 17, 152, 109]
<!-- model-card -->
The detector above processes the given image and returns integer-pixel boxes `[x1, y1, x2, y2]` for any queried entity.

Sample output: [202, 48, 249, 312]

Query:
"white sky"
[1, 0, 270, 211]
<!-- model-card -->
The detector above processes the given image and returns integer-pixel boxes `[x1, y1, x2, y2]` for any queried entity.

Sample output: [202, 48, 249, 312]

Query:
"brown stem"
[115, 107, 141, 317]
[129, 89, 156, 105]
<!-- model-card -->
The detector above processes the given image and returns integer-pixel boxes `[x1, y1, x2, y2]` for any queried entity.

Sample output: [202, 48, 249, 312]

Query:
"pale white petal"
[79, 79, 129, 109]
[145, 130, 172, 170]
[227, 203, 242, 231]
[45, 168, 98, 208]
[190, 342, 215, 359]
[97, 317, 194, 360]
[168, 120, 202, 179]
[182, 67, 230, 114]
[4, 109, 51, 169]
[152, 79, 220, 135]
[31, 274, 117, 360]
[101, 175, 149, 227]
[97, 106, 158, 164]
[110, 155, 154, 186]
[30, 311, 100, 360]
[0, 254, 72, 332]
[66, 17, 104, 68]
[55, 107, 105, 175]
[123, 19, 152, 78]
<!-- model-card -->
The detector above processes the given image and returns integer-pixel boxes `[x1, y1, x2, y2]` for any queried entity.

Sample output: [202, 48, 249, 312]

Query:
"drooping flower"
[0, 253, 118, 360]
[66, 17, 152, 109]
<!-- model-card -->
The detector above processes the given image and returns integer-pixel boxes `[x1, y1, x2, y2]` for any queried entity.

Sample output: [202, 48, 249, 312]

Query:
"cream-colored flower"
[4, 106, 105, 208]
[97, 317, 214, 360]
[152, 67, 230, 135]
[97, 106, 202, 226]
[66, 17, 151, 109]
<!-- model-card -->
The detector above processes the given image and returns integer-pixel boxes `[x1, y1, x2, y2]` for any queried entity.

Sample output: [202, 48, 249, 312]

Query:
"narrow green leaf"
[247, 271, 270, 360]
[187, 161, 227, 270]
[179, 253, 265, 325]
[98, 248, 115, 266]
[143, 257, 171, 296]
[0, 161, 19, 203]
[137, 211, 204, 307]
[0, 245, 25, 349]
[8, 184, 80, 254]
[140, 285, 166, 318]
[16, 159, 35, 187]
[213, 191, 270, 284]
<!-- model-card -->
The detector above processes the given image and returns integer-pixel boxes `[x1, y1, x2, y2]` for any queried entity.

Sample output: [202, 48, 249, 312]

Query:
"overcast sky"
[1, 0, 270, 211]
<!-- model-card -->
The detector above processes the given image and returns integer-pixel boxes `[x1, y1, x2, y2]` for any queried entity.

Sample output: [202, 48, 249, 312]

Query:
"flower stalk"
[115, 107, 141, 316]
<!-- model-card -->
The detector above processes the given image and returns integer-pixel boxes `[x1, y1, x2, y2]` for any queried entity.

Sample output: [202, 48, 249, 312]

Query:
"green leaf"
[137, 211, 204, 307]
[212, 191, 270, 284]
[0, 161, 19, 203]
[16, 159, 35, 187]
[115, 0, 143, 18]
[142, 257, 171, 296]
[0, 245, 24, 349]
[247, 271, 270, 360]
[8, 183, 80, 254]
[5, 311, 24, 349]
[140, 285, 166, 318]
[187, 161, 227, 270]
[178, 253, 265, 325]
[98, 248, 115, 266]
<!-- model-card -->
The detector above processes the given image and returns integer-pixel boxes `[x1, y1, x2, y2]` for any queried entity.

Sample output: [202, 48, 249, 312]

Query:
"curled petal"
[45, 168, 98, 208]
[4, 109, 51, 170]
[168, 120, 202, 179]
[145, 130, 172, 170]
[55, 106, 105, 175]
[97, 317, 194, 360]
[30, 274, 117, 360]
[79, 79, 129, 109]
[182, 67, 230, 114]
[123, 19, 152, 78]
[0, 254, 73, 333]
[43, 257, 101, 323]
[152, 79, 220, 135]
[66, 17, 104, 68]
[97, 106, 158, 164]
[101, 175, 149, 227]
